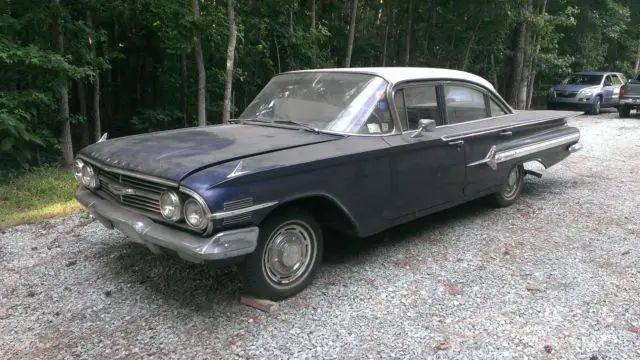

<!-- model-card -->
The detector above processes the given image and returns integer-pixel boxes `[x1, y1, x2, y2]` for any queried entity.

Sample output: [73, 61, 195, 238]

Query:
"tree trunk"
[403, 0, 413, 66]
[88, 11, 101, 141]
[508, 23, 527, 108]
[462, 18, 482, 71]
[344, 0, 358, 67]
[518, 29, 534, 109]
[77, 80, 89, 147]
[526, 0, 546, 109]
[311, 0, 316, 29]
[54, 0, 73, 167]
[634, 39, 640, 75]
[181, 51, 188, 127]
[192, 0, 207, 126]
[222, 0, 237, 124]
[382, 19, 389, 66]
[491, 53, 499, 90]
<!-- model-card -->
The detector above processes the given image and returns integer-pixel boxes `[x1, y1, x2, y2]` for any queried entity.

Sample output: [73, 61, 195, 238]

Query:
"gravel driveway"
[1, 112, 639, 359]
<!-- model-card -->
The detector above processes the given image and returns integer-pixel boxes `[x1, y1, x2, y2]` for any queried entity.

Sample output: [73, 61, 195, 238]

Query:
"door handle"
[498, 130, 512, 137]
[448, 140, 464, 146]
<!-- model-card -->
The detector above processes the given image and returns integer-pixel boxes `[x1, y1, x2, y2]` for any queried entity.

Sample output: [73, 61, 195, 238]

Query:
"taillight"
[620, 86, 625, 97]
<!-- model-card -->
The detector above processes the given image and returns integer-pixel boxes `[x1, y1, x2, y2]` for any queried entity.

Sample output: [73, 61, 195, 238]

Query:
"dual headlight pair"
[73, 158, 207, 230]
[159, 191, 207, 229]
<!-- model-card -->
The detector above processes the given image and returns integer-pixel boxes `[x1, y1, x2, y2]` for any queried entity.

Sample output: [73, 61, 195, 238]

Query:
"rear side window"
[443, 85, 488, 124]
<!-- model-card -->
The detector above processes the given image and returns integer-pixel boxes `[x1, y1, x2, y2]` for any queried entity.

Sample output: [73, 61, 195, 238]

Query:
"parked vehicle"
[547, 71, 626, 114]
[618, 73, 640, 117]
[74, 67, 583, 300]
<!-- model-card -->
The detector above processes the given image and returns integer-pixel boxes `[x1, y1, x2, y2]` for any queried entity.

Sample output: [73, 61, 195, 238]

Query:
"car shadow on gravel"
[96, 242, 243, 310]
[323, 196, 491, 264]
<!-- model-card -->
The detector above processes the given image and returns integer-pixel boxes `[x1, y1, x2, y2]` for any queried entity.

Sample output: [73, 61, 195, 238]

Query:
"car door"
[602, 75, 615, 105]
[438, 82, 514, 197]
[383, 82, 466, 222]
[610, 74, 624, 104]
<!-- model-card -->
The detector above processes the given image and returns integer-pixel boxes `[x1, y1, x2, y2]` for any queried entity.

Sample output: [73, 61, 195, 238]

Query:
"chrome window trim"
[77, 154, 178, 187]
[209, 201, 278, 220]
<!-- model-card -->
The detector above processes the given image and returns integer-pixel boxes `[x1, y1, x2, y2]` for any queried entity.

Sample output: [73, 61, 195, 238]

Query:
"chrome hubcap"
[502, 167, 521, 198]
[263, 223, 313, 285]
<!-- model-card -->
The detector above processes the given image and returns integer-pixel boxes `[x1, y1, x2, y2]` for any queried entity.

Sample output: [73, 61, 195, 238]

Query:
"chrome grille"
[222, 197, 253, 226]
[97, 167, 167, 215]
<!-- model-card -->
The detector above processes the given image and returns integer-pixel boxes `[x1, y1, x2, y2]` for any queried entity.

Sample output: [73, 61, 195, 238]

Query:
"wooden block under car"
[240, 295, 279, 313]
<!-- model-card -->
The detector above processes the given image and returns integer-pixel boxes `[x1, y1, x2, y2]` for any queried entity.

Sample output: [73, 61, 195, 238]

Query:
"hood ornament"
[227, 161, 251, 178]
[98, 133, 109, 143]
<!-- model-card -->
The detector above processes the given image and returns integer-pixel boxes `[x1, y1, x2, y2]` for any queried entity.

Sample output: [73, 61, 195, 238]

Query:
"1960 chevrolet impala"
[74, 67, 583, 300]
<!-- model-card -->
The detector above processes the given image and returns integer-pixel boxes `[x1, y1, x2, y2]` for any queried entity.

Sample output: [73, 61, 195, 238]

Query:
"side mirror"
[411, 119, 436, 138]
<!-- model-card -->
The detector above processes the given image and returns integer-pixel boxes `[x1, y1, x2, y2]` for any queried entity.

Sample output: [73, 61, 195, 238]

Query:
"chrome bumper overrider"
[75, 188, 259, 262]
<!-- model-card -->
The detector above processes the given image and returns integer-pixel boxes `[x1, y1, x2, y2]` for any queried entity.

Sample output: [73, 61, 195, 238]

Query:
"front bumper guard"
[75, 188, 259, 263]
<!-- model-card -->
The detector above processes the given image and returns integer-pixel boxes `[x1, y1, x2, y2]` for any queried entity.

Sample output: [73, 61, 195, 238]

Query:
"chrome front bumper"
[75, 188, 259, 263]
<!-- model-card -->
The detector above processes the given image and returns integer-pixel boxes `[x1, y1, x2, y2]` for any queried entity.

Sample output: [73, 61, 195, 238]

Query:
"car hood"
[553, 83, 599, 92]
[78, 124, 341, 182]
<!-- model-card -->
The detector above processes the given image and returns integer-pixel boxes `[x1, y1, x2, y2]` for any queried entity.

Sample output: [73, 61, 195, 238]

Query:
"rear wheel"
[239, 208, 323, 301]
[619, 105, 631, 118]
[488, 164, 525, 208]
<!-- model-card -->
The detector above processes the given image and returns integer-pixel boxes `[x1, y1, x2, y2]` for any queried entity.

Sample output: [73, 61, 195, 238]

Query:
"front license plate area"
[112, 220, 144, 244]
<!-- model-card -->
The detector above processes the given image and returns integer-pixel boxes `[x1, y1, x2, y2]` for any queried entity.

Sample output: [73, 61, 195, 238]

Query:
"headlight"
[184, 198, 206, 229]
[160, 191, 182, 221]
[580, 89, 594, 97]
[73, 159, 84, 183]
[81, 164, 99, 189]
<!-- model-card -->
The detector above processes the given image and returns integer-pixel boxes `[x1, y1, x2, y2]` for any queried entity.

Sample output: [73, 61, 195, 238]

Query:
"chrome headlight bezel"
[184, 198, 207, 229]
[160, 190, 182, 222]
[80, 163, 99, 189]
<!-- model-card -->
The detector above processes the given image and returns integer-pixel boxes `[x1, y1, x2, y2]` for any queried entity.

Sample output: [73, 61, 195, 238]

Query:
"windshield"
[565, 74, 603, 86]
[238, 72, 392, 134]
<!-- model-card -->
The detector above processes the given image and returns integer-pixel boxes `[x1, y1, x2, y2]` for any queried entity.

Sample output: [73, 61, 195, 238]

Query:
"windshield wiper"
[271, 120, 321, 134]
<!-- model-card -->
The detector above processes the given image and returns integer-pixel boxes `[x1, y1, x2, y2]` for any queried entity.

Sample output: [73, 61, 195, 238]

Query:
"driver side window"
[394, 84, 441, 131]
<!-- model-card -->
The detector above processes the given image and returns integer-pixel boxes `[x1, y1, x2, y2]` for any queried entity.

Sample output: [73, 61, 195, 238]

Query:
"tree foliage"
[1, 0, 639, 169]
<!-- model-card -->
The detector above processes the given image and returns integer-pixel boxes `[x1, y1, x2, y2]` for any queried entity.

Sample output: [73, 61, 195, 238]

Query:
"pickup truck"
[618, 74, 640, 117]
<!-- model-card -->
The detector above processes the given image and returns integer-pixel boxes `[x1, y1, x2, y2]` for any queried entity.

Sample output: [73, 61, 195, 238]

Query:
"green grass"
[0, 166, 85, 230]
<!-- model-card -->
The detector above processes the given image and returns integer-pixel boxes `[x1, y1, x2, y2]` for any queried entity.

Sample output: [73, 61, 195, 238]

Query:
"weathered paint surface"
[78, 124, 341, 182]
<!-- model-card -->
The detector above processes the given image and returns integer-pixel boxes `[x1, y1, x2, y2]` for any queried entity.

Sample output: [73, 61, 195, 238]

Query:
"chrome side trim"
[467, 133, 580, 170]
[210, 201, 278, 220]
[77, 154, 179, 187]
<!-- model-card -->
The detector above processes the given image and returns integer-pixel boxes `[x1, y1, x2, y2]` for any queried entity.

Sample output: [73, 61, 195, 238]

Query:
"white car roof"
[284, 67, 497, 92]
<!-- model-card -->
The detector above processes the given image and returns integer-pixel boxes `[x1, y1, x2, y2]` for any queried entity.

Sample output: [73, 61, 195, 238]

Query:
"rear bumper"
[619, 96, 640, 106]
[75, 188, 259, 263]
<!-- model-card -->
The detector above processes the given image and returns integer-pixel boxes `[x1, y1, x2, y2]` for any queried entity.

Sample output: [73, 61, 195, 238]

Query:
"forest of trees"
[2, 0, 640, 170]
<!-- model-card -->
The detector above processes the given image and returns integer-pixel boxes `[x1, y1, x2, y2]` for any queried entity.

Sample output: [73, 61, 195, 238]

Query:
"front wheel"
[619, 105, 631, 118]
[588, 97, 601, 115]
[239, 208, 323, 301]
[488, 164, 525, 208]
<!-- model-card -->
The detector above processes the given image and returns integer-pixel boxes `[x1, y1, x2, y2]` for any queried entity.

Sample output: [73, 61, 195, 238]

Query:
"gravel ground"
[1, 111, 639, 359]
